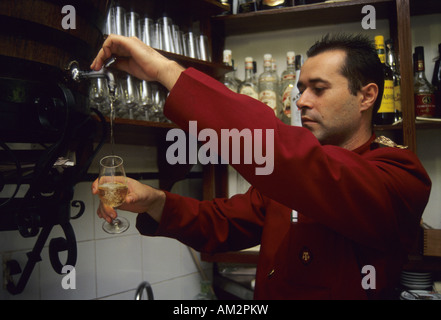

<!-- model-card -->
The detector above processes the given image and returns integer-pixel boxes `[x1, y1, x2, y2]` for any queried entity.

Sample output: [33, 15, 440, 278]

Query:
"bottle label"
[415, 93, 436, 117]
[282, 74, 296, 81]
[416, 60, 425, 72]
[378, 80, 394, 113]
[240, 86, 259, 99]
[282, 84, 294, 118]
[259, 90, 277, 115]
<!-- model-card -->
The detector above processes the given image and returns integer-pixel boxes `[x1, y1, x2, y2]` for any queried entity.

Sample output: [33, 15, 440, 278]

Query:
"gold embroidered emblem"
[299, 247, 313, 265]
[374, 136, 408, 149]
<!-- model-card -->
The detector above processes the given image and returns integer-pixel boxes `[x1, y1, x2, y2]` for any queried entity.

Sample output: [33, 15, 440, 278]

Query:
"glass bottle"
[272, 57, 282, 118]
[290, 54, 303, 127]
[414, 46, 436, 118]
[258, 53, 279, 116]
[239, 0, 260, 13]
[432, 43, 441, 117]
[239, 57, 259, 99]
[219, 0, 232, 15]
[386, 39, 402, 122]
[222, 50, 240, 93]
[261, 0, 290, 10]
[374, 35, 395, 125]
[280, 51, 297, 124]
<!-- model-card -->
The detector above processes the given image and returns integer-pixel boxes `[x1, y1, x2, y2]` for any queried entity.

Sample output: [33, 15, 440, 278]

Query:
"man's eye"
[313, 87, 326, 94]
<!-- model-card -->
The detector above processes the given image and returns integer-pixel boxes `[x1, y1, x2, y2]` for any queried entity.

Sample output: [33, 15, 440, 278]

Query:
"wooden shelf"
[211, 0, 394, 37]
[416, 119, 441, 130]
[104, 118, 441, 147]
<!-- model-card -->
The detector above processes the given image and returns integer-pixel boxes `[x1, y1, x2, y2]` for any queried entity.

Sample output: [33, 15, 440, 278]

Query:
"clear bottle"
[280, 51, 297, 124]
[414, 46, 436, 118]
[222, 50, 240, 93]
[374, 35, 395, 125]
[258, 53, 279, 116]
[432, 43, 441, 117]
[219, 0, 232, 15]
[290, 54, 303, 127]
[261, 0, 290, 10]
[386, 39, 402, 122]
[239, 57, 259, 99]
[272, 57, 282, 118]
[238, 0, 260, 13]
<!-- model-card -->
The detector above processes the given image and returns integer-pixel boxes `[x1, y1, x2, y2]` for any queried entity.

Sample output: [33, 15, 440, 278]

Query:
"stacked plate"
[400, 271, 433, 290]
[400, 290, 441, 300]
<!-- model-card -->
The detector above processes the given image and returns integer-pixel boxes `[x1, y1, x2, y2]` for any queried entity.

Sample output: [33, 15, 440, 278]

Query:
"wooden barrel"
[0, 0, 110, 71]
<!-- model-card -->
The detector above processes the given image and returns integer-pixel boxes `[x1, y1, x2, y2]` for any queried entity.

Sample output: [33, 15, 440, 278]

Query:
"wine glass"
[88, 77, 110, 116]
[98, 155, 130, 234]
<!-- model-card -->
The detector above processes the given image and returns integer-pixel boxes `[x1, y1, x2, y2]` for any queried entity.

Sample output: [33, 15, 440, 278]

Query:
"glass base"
[102, 217, 130, 234]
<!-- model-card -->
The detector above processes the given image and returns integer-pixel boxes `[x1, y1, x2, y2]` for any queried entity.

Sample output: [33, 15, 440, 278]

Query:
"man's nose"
[296, 89, 310, 110]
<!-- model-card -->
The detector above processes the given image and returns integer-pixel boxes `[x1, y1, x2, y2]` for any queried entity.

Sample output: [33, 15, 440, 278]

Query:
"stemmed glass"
[88, 78, 110, 116]
[98, 155, 130, 234]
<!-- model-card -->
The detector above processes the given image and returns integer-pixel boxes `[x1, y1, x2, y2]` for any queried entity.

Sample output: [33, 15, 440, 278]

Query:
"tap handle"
[65, 60, 81, 82]
[104, 56, 117, 68]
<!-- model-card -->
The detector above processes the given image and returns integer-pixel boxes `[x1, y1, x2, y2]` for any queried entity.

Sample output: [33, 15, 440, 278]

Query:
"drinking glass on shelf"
[139, 17, 153, 46]
[172, 25, 184, 55]
[88, 77, 110, 116]
[158, 17, 175, 53]
[152, 22, 164, 50]
[139, 80, 153, 121]
[119, 74, 140, 119]
[110, 6, 126, 36]
[125, 11, 140, 38]
[98, 155, 130, 234]
[184, 32, 199, 59]
[198, 34, 211, 61]
[149, 83, 167, 122]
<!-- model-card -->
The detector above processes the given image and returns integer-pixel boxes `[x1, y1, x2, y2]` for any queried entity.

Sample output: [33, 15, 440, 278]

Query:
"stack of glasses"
[89, 6, 212, 122]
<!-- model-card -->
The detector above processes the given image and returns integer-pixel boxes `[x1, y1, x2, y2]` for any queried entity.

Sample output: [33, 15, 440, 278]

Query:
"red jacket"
[136, 68, 431, 299]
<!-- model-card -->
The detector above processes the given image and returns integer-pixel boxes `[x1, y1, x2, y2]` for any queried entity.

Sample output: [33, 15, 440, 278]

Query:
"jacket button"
[267, 269, 275, 278]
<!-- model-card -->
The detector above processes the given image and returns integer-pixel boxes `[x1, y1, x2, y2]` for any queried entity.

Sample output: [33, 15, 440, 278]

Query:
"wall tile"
[39, 240, 97, 300]
[95, 235, 142, 298]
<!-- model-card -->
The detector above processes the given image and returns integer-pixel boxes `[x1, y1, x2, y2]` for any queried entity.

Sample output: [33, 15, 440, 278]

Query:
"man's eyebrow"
[297, 78, 331, 89]
[308, 78, 331, 85]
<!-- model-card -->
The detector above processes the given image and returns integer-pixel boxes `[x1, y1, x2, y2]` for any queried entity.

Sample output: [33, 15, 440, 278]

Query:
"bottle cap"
[223, 50, 232, 65]
[415, 46, 425, 60]
[375, 35, 385, 45]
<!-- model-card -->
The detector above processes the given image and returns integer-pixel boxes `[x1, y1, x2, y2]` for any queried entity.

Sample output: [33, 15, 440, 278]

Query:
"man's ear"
[359, 83, 379, 112]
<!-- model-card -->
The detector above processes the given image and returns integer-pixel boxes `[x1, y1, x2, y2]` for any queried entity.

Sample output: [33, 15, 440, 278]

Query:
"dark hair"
[307, 33, 384, 119]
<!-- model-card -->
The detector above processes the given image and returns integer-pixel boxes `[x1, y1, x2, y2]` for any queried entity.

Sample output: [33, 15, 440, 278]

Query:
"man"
[91, 34, 431, 299]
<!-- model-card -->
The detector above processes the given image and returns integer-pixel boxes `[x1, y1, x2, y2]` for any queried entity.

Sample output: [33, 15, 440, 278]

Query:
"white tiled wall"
[1, 144, 211, 300]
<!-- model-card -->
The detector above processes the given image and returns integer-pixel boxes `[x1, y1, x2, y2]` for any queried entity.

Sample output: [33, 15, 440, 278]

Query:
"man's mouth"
[301, 116, 316, 124]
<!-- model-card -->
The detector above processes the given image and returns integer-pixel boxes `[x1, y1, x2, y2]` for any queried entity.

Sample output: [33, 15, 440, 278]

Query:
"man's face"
[296, 50, 364, 148]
